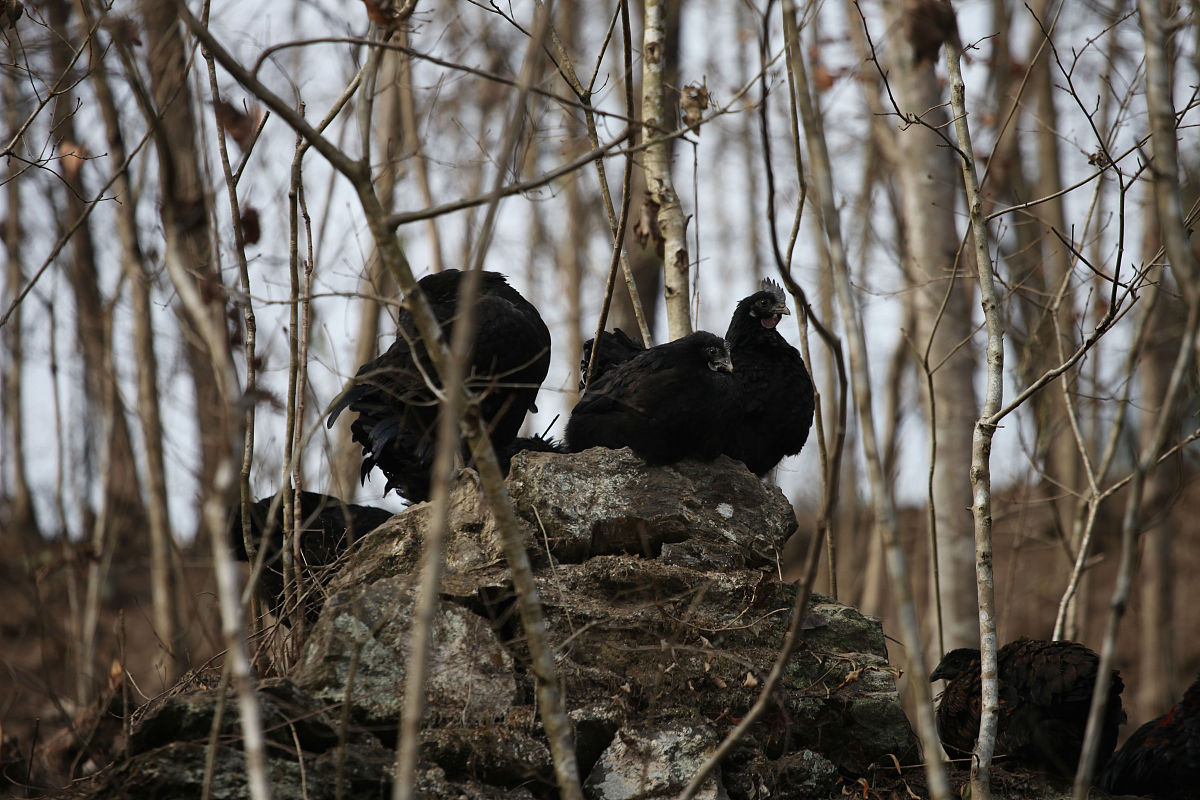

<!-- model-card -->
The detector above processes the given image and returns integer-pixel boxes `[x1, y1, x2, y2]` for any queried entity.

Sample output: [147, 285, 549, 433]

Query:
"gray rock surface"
[64, 449, 934, 799]
[584, 719, 727, 800]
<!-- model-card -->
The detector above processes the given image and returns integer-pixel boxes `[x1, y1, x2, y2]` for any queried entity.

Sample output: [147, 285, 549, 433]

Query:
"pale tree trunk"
[785, 4, 949, 796]
[611, 0, 680, 340]
[1, 66, 39, 543]
[137, 0, 226, 521]
[1126, 0, 1199, 724]
[48, 0, 147, 551]
[641, 0, 691, 339]
[986, 0, 1087, 632]
[79, 0, 182, 682]
[556, 2, 587, 403]
[1023, 0, 1083, 565]
[882, 0, 978, 653]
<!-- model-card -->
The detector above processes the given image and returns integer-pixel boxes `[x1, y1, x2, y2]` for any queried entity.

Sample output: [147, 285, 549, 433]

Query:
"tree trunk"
[883, 0, 978, 652]
[1, 64, 40, 543]
[640, 0, 690, 340]
[80, 0, 182, 682]
[137, 0, 227, 524]
[47, 0, 147, 558]
[330, 43, 416, 495]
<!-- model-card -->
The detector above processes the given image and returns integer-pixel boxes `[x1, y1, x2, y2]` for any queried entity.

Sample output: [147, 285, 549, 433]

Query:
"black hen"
[328, 270, 551, 501]
[723, 278, 815, 476]
[1097, 673, 1200, 799]
[930, 638, 1125, 777]
[578, 327, 645, 390]
[230, 491, 394, 621]
[566, 330, 738, 465]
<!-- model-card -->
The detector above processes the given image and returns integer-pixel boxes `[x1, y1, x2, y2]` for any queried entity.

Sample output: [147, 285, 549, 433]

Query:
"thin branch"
[945, 37, 1001, 800]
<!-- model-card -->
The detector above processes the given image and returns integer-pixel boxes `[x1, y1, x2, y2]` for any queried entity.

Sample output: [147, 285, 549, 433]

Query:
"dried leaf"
[58, 140, 88, 183]
[1, 0, 23, 29]
[743, 671, 758, 688]
[104, 14, 141, 46]
[902, 0, 961, 66]
[680, 80, 710, 134]
[239, 207, 261, 246]
[213, 99, 261, 151]
[635, 197, 663, 256]
[360, 0, 414, 28]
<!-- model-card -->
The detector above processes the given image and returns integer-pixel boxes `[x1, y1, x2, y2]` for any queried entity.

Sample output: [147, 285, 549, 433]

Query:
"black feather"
[566, 330, 738, 465]
[229, 491, 393, 622]
[579, 327, 645, 390]
[930, 638, 1125, 777]
[1098, 673, 1200, 799]
[328, 270, 551, 501]
[723, 278, 815, 476]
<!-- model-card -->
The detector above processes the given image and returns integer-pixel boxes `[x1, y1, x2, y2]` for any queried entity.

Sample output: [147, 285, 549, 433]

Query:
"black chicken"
[566, 330, 738, 465]
[578, 327, 645, 391]
[929, 638, 1125, 777]
[722, 278, 815, 476]
[328, 270, 551, 501]
[1097, 673, 1200, 799]
[230, 491, 394, 621]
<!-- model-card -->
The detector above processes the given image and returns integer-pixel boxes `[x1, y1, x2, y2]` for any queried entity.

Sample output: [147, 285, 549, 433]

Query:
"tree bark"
[80, 0, 182, 682]
[641, 0, 691, 339]
[137, 0, 226, 523]
[46, 0, 147, 566]
[882, 0, 978, 653]
[1, 63, 40, 543]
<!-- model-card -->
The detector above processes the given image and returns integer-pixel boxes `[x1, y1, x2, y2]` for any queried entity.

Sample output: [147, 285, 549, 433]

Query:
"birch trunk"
[641, 0, 691, 339]
[881, 0, 979, 654]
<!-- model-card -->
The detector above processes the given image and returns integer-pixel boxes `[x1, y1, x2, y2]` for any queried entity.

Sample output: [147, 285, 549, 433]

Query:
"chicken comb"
[759, 276, 786, 303]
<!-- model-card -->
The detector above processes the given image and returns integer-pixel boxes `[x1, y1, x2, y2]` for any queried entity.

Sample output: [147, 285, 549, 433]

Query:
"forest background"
[1, 0, 1198, 797]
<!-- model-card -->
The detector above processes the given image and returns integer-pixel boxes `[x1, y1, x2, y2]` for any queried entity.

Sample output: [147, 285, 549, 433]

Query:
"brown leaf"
[213, 99, 261, 151]
[360, 0, 414, 28]
[902, 0, 961, 66]
[812, 63, 836, 92]
[58, 140, 88, 183]
[2, 0, 23, 29]
[103, 14, 141, 46]
[634, 197, 663, 256]
[680, 80, 710, 134]
[239, 206, 261, 246]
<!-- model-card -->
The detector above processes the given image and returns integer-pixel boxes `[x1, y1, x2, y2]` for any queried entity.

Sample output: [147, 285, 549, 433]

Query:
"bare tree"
[882, 0, 979, 655]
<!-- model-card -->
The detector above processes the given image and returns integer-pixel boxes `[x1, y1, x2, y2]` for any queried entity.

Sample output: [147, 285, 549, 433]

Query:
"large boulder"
[291, 449, 915, 796]
[62, 449, 924, 799]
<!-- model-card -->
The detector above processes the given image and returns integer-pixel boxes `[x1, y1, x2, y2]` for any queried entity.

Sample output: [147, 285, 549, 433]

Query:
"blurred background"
[1, 0, 1197, 791]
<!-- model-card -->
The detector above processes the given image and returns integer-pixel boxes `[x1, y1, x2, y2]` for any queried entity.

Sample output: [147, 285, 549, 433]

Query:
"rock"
[584, 718, 726, 800]
[507, 448, 795, 568]
[72, 678, 392, 800]
[58, 448, 925, 799]
[724, 750, 840, 800]
[295, 574, 517, 728]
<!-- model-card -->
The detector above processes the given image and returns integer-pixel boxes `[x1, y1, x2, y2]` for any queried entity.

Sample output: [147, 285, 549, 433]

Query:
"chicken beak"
[773, 303, 791, 316]
[712, 356, 733, 373]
